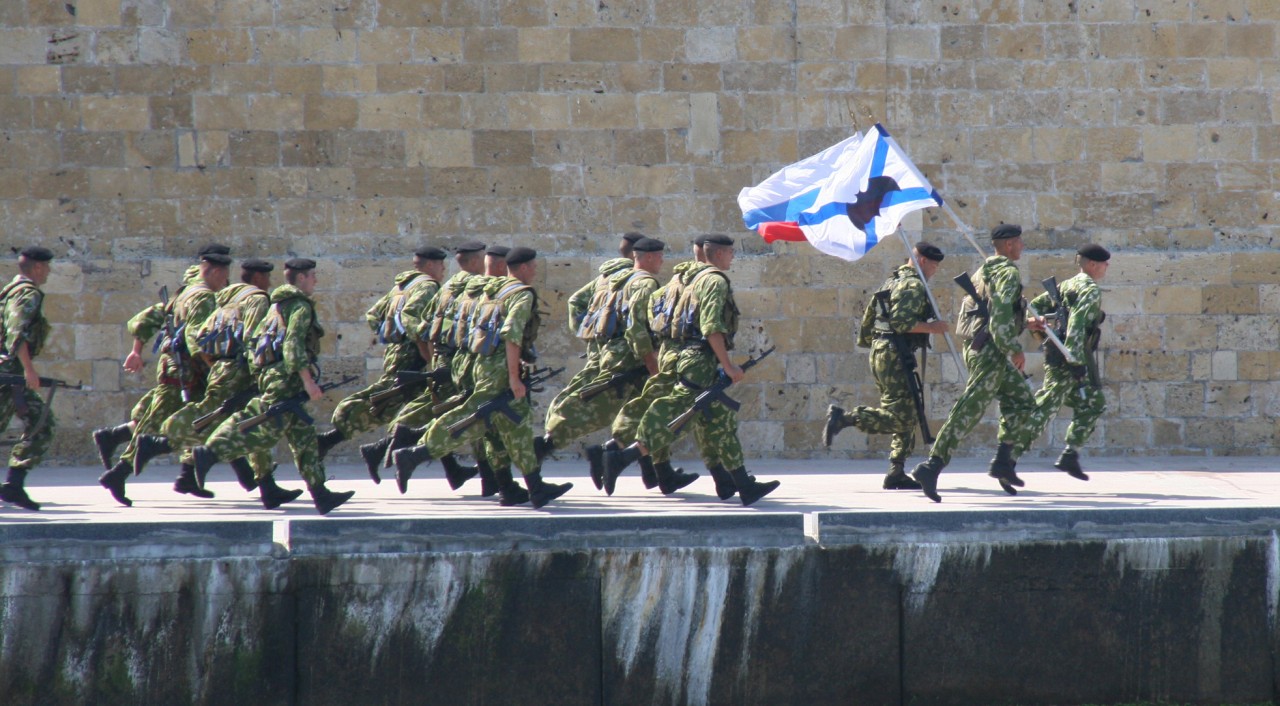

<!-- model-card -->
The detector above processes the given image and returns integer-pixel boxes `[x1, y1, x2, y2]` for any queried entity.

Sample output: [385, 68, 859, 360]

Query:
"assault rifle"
[191, 385, 259, 433]
[158, 285, 192, 403]
[0, 374, 86, 444]
[872, 291, 934, 443]
[953, 273, 1034, 391]
[236, 375, 359, 433]
[579, 365, 649, 401]
[667, 347, 774, 434]
[366, 364, 452, 414]
[446, 365, 564, 438]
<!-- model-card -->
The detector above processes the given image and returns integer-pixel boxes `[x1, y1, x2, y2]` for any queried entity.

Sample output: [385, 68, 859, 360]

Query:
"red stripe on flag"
[756, 222, 806, 243]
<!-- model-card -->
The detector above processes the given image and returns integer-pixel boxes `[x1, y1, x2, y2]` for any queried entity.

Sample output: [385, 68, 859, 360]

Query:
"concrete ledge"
[814, 506, 1280, 544]
[0, 521, 281, 562]
[282, 512, 810, 554]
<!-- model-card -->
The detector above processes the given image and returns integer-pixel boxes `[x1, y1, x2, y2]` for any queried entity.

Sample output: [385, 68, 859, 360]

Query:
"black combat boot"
[132, 434, 172, 475]
[525, 470, 572, 509]
[729, 467, 780, 507]
[0, 468, 40, 511]
[229, 457, 260, 491]
[987, 443, 1022, 496]
[496, 466, 530, 506]
[639, 455, 659, 489]
[823, 404, 854, 448]
[585, 439, 617, 491]
[441, 453, 478, 490]
[1054, 448, 1089, 481]
[259, 473, 304, 510]
[92, 423, 133, 469]
[533, 434, 555, 463]
[99, 460, 133, 507]
[602, 445, 642, 495]
[393, 444, 434, 494]
[383, 424, 425, 468]
[707, 464, 737, 500]
[882, 461, 921, 490]
[359, 436, 392, 483]
[309, 482, 354, 515]
[911, 456, 946, 503]
[654, 460, 698, 495]
[476, 458, 499, 497]
[173, 463, 215, 499]
[315, 429, 345, 461]
[191, 446, 219, 490]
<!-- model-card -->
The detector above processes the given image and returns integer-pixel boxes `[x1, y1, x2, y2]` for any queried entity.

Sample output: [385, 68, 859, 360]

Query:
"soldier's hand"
[123, 351, 144, 373]
[304, 379, 324, 401]
[24, 369, 39, 390]
[1026, 316, 1047, 332]
[924, 320, 950, 335]
[509, 375, 527, 399]
[724, 363, 745, 384]
[1011, 351, 1027, 372]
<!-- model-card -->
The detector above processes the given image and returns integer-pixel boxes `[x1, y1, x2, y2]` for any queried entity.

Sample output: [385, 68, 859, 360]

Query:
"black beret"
[621, 232, 646, 244]
[633, 237, 665, 253]
[915, 241, 944, 262]
[18, 246, 53, 262]
[240, 258, 274, 273]
[506, 247, 537, 266]
[486, 245, 511, 258]
[1077, 243, 1111, 262]
[414, 246, 447, 260]
[702, 233, 735, 247]
[693, 234, 707, 246]
[455, 240, 486, 254]
[201, 252, 233, 266]
[284, 257, 316, 272]
[990, 224, 1023, 240]
[197, 243, 231, 257]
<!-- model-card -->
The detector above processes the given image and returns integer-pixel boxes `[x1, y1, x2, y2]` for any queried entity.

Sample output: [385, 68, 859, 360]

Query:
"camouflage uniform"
[160, 282, 272, 473]
[118, 268, 218, 470]
[205, 284, 326, 486]
[635, 263, 743, 470]
[843, 263, 933, 466]
[330, 270, 437, 437]
[929, 255, 1036, 466]
[0, 275, 53, 469]
[415, 275, 540, 475]
[1010, 272, 1107, 458]
[544, 266, 658, 444]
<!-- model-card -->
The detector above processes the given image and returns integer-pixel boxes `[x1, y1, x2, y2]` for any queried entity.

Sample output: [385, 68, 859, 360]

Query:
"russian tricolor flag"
[738, 124, 943, 262]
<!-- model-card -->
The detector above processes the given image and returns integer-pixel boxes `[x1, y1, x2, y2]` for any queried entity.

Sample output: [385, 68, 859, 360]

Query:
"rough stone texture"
[0, 1, 1274, 462]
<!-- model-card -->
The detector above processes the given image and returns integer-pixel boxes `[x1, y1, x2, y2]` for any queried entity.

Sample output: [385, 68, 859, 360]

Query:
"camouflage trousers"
[161, 359, 271, 473]
[1010, 364, 1106, 458]
[0, 378, 54, 471]
[544, 340, 603, 428]
[119, 353, 205, 466]
[855, 340, 920, 464]
[636, 347, 742, 470]
[929, 346, 1036, 466]
[611, 342, 679, 464]
[331, 369, 411, 439]
[545, 338, 643, 446]
[418, 353, 534, 476]
[206, 374, 323, 487]
[391, 352, 511, 472]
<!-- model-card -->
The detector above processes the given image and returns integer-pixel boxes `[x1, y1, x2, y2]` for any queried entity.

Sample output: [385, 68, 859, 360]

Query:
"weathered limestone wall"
[0, 1, 1276, 461]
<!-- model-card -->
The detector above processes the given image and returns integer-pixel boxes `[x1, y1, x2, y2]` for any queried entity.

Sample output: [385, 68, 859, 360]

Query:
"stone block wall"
[0, 0, 1275, 462]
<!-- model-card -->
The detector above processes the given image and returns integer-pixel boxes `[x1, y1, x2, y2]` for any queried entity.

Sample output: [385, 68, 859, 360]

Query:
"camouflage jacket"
[0, 275, 48, 358]
[567, 257, 633, 335]
[1028, 271, 1103, 366]
[977, 255, 1025, 357]
[860, 263, 932, 351]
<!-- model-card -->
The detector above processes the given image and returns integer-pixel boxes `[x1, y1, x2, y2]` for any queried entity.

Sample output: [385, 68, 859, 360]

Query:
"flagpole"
[897, 230, 966, 381]
[939, 200, 988, 259]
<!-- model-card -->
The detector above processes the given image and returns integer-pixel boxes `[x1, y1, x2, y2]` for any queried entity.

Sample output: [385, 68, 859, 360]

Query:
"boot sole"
[530, 482, 573, 509]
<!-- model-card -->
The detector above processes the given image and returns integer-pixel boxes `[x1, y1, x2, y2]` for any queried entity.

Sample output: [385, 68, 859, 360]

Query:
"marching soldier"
[911, 224, 1042, 502]
[315, 245, 448, 459]
[824, 242, 950, 490]
[97, 246, 231, 506]
[1008, 243, 1110, 479]
[131, 259, 278, 497]
[392, 247, 573, 508]
[0, 247, 56, 511]
[601, 234, 780, 506]
[193, 258, 354, 515]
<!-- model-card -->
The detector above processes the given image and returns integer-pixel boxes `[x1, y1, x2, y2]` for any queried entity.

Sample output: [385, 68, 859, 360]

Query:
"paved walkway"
[3, 454, 1278, 524]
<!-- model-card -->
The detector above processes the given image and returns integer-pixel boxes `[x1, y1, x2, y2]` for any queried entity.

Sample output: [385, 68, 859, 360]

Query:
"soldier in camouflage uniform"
[0, 247, 56, 511]
[824, 242, 951, 490]
[392, 247, 573, 509]
[1008, 243, 1110, 480]
[912, 224, 1043, 502]
[97, 247, 231, 507]
[601, 234, 780, 507]
[193, 258, 354, 515]
[315, 245, 448, 459]
[131, 259, 277, 496]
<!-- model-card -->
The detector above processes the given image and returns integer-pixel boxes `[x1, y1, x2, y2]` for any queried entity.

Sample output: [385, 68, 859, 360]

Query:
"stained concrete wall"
[1, 1, 1278, 461]
[2, 524, 1279, 705]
